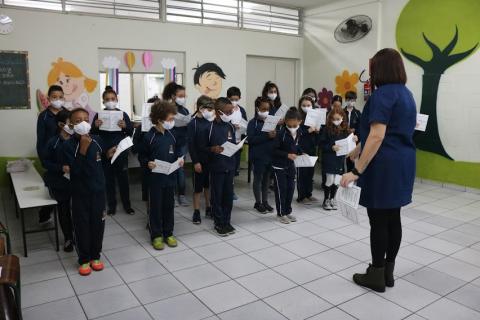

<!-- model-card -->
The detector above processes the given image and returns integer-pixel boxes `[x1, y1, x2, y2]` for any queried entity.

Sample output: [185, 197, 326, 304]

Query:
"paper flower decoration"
[335, 70, 359, 98]
[102, 56, 121, 69]
[318, 87, 333, 108]
[124, 51, 136, 71]
[160, 58, 177, 69]
[142, 51, 153, 70]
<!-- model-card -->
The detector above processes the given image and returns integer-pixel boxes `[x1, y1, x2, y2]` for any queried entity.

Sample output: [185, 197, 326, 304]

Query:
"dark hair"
[55, 109, 70, 126]
[196, 95, 215, 110]
[214, 97, 232, 111]
[48, 85, 63, 96]
[147, 95, 160, 103]
[332, 95, 343, 104]
[345, 91, 357, 100]
[370, 48, 407, 87]
[302, 88, 317, 99]
[162, 82, 185, 101]
[262, 81, 282, 109]
[102, 86, 117, 100]
[193, 63, 226, 85]
[227, 86, 241, 98]
[298, 96, 315, 118]
[150, 100, 177, 125]
[69, 107, 89, 120]
[285, 106, 302, 121]
[326, 106, 348, 135]
[254, 96, 271, 110]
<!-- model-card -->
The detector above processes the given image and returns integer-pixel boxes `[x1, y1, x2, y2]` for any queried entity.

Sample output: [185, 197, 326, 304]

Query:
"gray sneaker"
[286, 214, 297, 222]
[330, 199, 338, 210]
[322, 199, 332, 211]
[178, 195, 189, 207]
[278, 215, 291, 224]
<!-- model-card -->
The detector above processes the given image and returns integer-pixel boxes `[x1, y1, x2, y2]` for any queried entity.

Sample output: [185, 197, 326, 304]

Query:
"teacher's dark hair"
[370, 48, 407, 87]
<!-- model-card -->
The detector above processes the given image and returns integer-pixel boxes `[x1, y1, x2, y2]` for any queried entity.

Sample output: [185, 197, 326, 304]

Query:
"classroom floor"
[2, 170, 480, 320]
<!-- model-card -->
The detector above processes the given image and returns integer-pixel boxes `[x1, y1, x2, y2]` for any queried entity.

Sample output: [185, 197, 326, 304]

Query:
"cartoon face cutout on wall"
[194, 63, 226, 99]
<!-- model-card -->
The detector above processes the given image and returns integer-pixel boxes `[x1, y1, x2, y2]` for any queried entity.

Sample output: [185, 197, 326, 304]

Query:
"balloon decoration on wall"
[161, 58, 177, 85]
[142, 51, 153, 70]
[334, 70, 359, 98]
[124, 51, 136, 71]
[102, 56, 121, 94]
[317, 87, 334, 109]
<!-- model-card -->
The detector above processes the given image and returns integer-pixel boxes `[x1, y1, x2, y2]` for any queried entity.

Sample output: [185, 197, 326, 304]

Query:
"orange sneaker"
[79, 263, 92, 276]
[90, 259, 104, 272]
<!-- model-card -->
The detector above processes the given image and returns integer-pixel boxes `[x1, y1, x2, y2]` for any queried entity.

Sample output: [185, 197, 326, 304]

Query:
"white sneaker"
[178, 195, 189, 207]
[322, 199, 332, 211]
[330, 199, 338, 210]
[278, 216, 291, 224]
[286, 214, 297, 222]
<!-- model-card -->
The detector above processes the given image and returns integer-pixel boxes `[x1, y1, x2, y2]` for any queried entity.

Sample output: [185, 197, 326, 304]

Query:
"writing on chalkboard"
[0, 51, 30, 109]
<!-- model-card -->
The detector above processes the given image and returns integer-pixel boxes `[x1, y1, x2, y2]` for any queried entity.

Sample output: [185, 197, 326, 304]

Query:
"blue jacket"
[62, 135, 106, 194]
[90, 109, 134, 150]
[344, 107, 362, 134]
[272, 128, 303, 169]
[202, 120, 237, 173]
[246, 117, 275, 165]
[36, 107, 66, 162]
[43, 134, 71, 192]
[172, 103, 190, 148]
[138, 127, 181, 187]
[299, 124, 319, 156]
[318, 128, 349, 175]
[187, 116, 211, 165]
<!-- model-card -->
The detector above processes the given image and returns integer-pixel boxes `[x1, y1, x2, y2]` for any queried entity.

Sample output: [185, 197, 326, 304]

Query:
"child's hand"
[308, 127, 315, 133]
[233, 124, 240, 129]
[332, 145, 340, 152]
[179, 159, 185, 167]
[210, 146, 224, 154]
[287, 153, 297, 160]
[118, 120, 126, 129]
[79, 135, 92, 155]
[94, 119, 103, 128]
[353, 135, 359, 143]
[62, 165, 70, 174]
[194, 163, 202, 173]
[268, 130, 276, 138]
[148, 161, 156, 170]
[106, 146, 117, 159]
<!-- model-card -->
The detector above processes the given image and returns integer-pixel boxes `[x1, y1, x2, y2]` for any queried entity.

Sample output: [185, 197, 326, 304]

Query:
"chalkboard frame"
[0, 50, 30, 110]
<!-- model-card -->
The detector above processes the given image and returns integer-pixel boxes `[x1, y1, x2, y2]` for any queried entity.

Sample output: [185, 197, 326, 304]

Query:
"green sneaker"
[152, 237, 164, 250]
[166, 236, 178, 248]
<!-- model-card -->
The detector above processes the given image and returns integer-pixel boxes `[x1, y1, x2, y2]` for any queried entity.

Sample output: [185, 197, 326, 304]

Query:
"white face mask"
[162, 120, 175, 130]
[104, 101, 117, 110]
[231, 100, 239, 107]
[201, 110, 215, 122]
[176, 97, 186, 106]
[50, 99, 64, 109]
[287, 126, 299, 134]
[74, 121, 91, 135]
[347, 101, 356, 108]
[257, 111, 269, 119]
[268, 93, 277, 101]
[63, 124, 74, 135]
[333, 119, 343, 126]
[220, 112, 232, 123]
[301, 105, 312, 113]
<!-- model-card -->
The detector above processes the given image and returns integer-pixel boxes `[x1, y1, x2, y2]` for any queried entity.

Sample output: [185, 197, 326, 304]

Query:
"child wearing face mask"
[344, 91, 362, 173]
[187, 95, 215, 225]
[163, 82, 190, 207]
[302, 88, 320, 108]
[262, 81, 285, 116]
[63, 108, 116, 276]
[272, 107, 304, 224]
[247, 97, 276, 213]
[138, 100, 184, 250]
[91, 87, 134, 216]
[43, 109, 74, 252]
[297, 96, 320, 204]
[201, 98, 238, 236]
[37, 85, 67, 224]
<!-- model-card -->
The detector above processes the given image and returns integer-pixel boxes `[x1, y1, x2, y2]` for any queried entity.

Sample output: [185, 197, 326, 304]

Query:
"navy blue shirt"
[36, 107, 66, 162]
[299, 124, 319, 156]
[358, 84, 416, 209]
[272, 128, 303, 169]
[344, 107, 362, 134]
[246, 117, 275, 165]
[172, 104, 190, 149]
[318, 128, 349, 175]
[187, 116, 211, 165]
[203, 120, 236, 172]
[43, 134, 70, 191]
[90, 109, 134, 150]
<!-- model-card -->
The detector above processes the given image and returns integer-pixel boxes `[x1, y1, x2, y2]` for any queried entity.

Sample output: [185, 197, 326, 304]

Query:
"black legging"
[368, 208, 402, 268]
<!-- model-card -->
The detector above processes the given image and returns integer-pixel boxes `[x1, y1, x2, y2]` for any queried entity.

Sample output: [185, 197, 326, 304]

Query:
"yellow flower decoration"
[335, 70, 359, 98]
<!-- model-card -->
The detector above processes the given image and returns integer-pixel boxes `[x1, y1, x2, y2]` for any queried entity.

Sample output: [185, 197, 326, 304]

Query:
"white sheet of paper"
[415, 113, 429, 132]
[275, 104, 289, 118]
[304, 108, 326, 129]
[111, 137, 134, 164]
[141, 103, 153, 132]
[152, 157, 184, 175]
[335, 133, 356, 156]
[294, 155, 318, 167]
[337, 185, 362, 210]
[63, 173, 70, 180]
[221, 137, 247, 157]
[174, 113, 191, 127]
[261, 115, 281, 132]
[98, 111, 123, 132]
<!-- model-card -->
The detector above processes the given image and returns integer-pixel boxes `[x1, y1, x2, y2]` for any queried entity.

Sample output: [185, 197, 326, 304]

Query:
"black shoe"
[125, 208, 135, 215]
[192, 210, 201, 225]
[215, 225, 229, 237]
[263, 203, 274, 212]
[205, 207, 212, 219]
[385, 261, 395, 288]
[107, 209, 116, 216]
[254, 202, 267, 213]
[226, 224, 236, 234]
[63, 239, 74, 252]
[353, 264, 386, 293]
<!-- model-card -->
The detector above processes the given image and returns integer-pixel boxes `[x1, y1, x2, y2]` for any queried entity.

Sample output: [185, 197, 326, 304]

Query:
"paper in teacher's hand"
[99, 111, 123, 132]
[111, 137, 134, 164]
[275, 104, 289, 118]
[415, 113, 429, 132]
[335, 133, 357, 156]
[304, 108, 326, 129]
[174, 113, 192, 127]
[152, 156, 184, 175]
[294, 155, 318, 167]
[261, 115, 281, 132]
[141, 103, 153, 132]
[221, 137, 247, 157]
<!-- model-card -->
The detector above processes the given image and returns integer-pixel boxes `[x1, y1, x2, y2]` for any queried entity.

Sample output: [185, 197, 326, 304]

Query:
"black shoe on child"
[263, 203, 274, 212]
[63, 239, 74, 252]
[215, 225, 229, 237]
[125, 208, 135, 215]
[192, 210, 202, 225]
[254, 202, 267, 213]
[205, 207, 212, 219]
[107, 208, 116, 216]
[226, 224, 236, 234]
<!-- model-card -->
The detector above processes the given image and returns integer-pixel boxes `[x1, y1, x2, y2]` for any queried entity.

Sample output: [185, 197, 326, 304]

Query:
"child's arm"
[90, 113, 101, 135]
[272, 132, 289, 159]
[187, 122, 200, 164]
[43, 140, 63, 173]
[36, 114, 46, 160]
[137, 134, 150, 168]
[121, 113, 134, 136]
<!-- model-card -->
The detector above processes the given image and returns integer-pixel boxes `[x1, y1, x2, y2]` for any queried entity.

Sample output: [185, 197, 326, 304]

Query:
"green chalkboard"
[0, 51, 30, 109]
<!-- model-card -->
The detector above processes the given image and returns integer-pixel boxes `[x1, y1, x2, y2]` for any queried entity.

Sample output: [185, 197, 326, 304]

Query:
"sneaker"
[226, 224, 236, 234]
[125, 208, 135, 215]
[298, 198, 311, 205]
[330, 199, 338, 210]
[254, 202, 267, 213]
[205, 207, 212, 219]
[152, 237, 164, 250]
[166, 236, 178, 247]
[308, 196, 319, 202]
[263, 203, 274, 212]
[90, 259, 104, 272]
[278, 215, 291, 224]
[215, 225, 229, 237]
[78, 263, 92, 276]
[233, 193, 239, 200]
[322, 199, 332, 211]
[286, 214, 297, 222]
[192, 210, 201, 224]
[63, 240, 74, 253]
[178, 195, 189, 207]
[107, 208, 116, 216]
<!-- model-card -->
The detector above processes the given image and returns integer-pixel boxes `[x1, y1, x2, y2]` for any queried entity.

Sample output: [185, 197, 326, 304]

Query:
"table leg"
[20, 209, 27, 257]
[53, 205, 59, 252]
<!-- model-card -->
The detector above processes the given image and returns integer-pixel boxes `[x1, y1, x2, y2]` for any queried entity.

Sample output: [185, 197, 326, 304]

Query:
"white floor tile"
[418, 298, 480, 320]
[379, 279, 440, 312]
[95, 307, 153, 320]
[274, 259, 330, 285]
[156, 249, 208, 272]
[447, 284, 480, 312]
[248, 246, 299, 268]
[114, 257, 168, 283]
[303, 274, 366, 305]
[258, 228, 302, 244]
[145, 293, 213, 320]
[226, 234, 275, 253]
[308, 307, 356, 320]
[236, 269, 296, 298]
[218, 300, 286, 320]
[451, 248, 480, 267]
[340, 293, 411, 320]
[128, 273, 188, 304]
[103, 244, 151, 266]
[21, 259, 66, 285]
[416, 237, 464, 255]
[22, 276, 75, 308]
[307, 250, 360, 272]
[173, 263, 229, 291]
[403, 267, 466, 295]
[69, 267, 124, 295]
[429, 257, 480, 282]
[280, 237, 329, 258]
[194, 241, 243, 262]
[399, 245, 444, 265]
[213, 254, 267, 278]
[22, 297, 86, 320]
[310, 231, 355, 248]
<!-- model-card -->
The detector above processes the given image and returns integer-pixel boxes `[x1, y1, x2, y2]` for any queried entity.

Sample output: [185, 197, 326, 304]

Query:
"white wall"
[0, 7, 303, 157]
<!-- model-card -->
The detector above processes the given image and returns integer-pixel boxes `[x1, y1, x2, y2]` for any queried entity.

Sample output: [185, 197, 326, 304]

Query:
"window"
[242, 1, 300, 35]
[3, 0, 62, 11]
[65, 0, 161, 19]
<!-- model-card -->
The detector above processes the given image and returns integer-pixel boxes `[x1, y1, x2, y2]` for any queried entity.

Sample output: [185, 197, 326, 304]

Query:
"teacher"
[341, 48, 416, 293]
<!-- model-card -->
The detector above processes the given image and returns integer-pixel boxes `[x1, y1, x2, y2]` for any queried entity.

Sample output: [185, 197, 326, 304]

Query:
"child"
[43, 109, 74, 252]
[63, 108, 114, 276]
[37, 85, 67, 224]
[163, 82, 189, 206]
[297, 96, 319, 204]
[262, 81, 283, 115]
[139, 100, 184, 250]
[193, 63, 226, 99]
[247, 97, 276, 213]
[187, 95, 214, 224]
[344, 91, 362, 172]
[202, 97, 238, 236]
[319, 107, 355, 210]
[302, 88, 320, 108]
[91, 87, 134, 216]
[272, 107, 303, 224]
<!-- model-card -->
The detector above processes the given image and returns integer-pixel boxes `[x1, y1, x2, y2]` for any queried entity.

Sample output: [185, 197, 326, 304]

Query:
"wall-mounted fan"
[334, 15, 372, 43]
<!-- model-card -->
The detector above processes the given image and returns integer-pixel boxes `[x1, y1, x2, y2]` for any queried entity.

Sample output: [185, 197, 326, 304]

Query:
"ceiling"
[259, 0, 338, 9]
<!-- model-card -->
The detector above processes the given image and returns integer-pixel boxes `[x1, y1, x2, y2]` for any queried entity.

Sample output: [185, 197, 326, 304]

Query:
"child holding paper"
[139, 100, 184, 250]
[297, 96, 319, 204]
[247, 97, 276, 213]
[91, 87, 134, 216]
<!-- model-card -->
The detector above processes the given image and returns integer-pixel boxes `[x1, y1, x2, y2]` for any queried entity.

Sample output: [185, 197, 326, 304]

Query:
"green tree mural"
[396, 0, 480, 160]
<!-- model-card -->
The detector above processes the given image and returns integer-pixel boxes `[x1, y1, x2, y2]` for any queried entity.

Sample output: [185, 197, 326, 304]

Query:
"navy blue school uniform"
[172, 103, 190, 196]
[318, 128, 349, 176]
[138, 127, 180, 240]
[37, 107, 66, 162]
[233, 105, 248, 175]
[344, 106, 362, 172]
[187, 116, 211, 193]
[43, 134, 73, 242]
[91, 109, 133, 212]
[297, 124, 319, 201]
[203, 120, 236, 227]
[63, 135, 106, 265]
[132, 124, 150, 202]
[272, 128, 303, 216]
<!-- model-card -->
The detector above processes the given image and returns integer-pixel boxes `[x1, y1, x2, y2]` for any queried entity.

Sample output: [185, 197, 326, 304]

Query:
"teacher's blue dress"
[358, 84, 416, 209]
